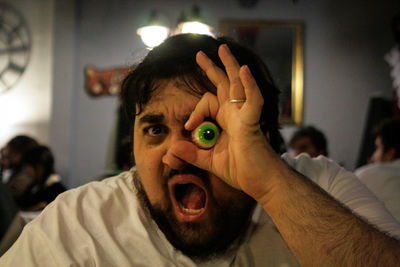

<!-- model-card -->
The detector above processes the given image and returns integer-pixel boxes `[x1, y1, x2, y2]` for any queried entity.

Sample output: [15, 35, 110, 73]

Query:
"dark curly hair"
[120, 33, 281, 152]
[290, 126, 328, 156]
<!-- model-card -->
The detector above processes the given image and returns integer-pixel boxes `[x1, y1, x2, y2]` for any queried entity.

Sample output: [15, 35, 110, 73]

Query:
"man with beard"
[1, 34, 400, 266]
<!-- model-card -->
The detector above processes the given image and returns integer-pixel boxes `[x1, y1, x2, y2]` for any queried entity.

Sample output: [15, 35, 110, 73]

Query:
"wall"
[48, 0, 399, 187]
[0, 0, 54, 148]
[49, 0, 76, 186]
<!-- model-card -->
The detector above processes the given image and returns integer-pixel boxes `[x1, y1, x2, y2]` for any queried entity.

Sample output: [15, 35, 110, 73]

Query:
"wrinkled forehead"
[141, 77, 215, 110]
[134, 79, 203, 124]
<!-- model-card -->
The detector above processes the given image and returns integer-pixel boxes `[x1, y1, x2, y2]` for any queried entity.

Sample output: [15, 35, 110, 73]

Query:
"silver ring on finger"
[229, 99, 246, 103]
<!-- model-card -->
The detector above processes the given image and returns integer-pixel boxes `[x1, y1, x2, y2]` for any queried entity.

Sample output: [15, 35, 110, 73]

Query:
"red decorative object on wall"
[84, 66, 130, 97]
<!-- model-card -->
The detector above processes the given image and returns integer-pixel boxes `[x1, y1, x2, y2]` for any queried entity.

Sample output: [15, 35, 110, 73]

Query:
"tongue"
[181, 184, 206, 210]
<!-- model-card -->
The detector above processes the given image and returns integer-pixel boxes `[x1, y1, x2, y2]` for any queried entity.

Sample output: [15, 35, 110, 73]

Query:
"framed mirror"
[219, 19, 303, 124]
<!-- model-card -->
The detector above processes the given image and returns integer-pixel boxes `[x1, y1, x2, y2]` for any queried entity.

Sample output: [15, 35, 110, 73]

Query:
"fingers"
[168, 140, 212, 172]
[196, 46, 246, 105]
[185, 92, 219, 130]
[196, 51, 229, 103]
[218, 44, 246, 102]
[240, 65, 264, 122]
[162, 148, 188, 170]
[195, 45, 263, 123]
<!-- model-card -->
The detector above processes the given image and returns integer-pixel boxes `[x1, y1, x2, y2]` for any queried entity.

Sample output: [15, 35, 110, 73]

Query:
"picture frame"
[219, 19, 304, 124]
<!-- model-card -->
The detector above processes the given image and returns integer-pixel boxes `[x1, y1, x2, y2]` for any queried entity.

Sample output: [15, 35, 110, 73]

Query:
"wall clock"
[0, 3, 31, 93]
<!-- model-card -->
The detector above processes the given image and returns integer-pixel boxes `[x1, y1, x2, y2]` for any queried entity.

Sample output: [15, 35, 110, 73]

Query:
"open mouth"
[169, 176, 208, 221]
[175, 183, 206, 214]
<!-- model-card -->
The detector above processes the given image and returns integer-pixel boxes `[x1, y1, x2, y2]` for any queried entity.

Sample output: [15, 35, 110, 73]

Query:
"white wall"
[46, 0, 399, 187]
[0, 0, 54, 148]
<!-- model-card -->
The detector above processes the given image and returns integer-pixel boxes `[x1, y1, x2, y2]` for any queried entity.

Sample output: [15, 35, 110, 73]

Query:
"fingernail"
[197, 50, 205, 57]
[243, 65, 252, 76]
[221, 44, 231, 54]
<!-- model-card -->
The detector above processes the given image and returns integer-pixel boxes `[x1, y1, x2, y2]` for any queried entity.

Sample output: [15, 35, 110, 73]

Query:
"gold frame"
[220, 19, 304, 124]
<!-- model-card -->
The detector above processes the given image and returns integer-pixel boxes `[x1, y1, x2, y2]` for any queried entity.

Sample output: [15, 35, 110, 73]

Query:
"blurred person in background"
[289, 126, 328, 157]
[355, 119, 400, 222]
[1, 135, 39, 185]
[0, 183, 25, 257]
[0, 148, 7, 183]
[11, 145, 67, 212]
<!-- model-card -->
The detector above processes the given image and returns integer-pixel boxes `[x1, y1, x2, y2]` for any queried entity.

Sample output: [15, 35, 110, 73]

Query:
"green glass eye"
[192, 121, 220, 149]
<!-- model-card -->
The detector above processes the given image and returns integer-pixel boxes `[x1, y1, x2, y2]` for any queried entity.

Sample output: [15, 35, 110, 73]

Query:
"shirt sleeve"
[0, 186, 97, 267]
[281, 153, 400, 239]
[0, 223, 59, 266]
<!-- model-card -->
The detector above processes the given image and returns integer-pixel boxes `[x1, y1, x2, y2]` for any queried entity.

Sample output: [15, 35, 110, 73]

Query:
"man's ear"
[384, 147, 396, 162]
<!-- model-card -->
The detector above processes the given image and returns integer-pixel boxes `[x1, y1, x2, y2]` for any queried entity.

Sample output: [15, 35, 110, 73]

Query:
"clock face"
[0, 3, 31, 93]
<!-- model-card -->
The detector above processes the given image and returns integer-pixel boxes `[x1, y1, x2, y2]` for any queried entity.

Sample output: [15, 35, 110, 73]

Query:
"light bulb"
[137, 25, 169, 48]
[180, 21, 213, 36]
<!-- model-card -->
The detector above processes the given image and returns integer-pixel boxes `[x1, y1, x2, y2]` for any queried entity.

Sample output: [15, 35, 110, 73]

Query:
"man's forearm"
[259, 166, 400, 266]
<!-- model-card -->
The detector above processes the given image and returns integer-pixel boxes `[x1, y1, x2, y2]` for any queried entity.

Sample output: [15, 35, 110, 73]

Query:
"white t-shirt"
[355, 159, 400, 222]
[1, 154, 399, 266]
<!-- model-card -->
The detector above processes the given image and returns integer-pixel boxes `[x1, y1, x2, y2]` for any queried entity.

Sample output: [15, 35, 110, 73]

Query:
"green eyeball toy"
[192, 121, 220, 149]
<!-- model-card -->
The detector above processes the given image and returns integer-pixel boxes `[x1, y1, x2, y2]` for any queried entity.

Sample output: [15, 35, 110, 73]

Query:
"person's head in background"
[290, 126, 328, 157]
[20, 145, 56, 185]
[8, 145, 55, 198]
[1, 135, 39, 172]
[0, 147, 9, 170]
[369, 119, 400, 164]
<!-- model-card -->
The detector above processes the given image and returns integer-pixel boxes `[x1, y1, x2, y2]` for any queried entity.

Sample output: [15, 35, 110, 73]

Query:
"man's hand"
[168, 44, 400, 266]
[168, 44, 284, 202]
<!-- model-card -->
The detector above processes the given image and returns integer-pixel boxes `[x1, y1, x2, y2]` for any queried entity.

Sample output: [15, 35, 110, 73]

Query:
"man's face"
[292, 136, 320, 157]
[369, 136, 393, 163]
[133, 80, 255, 259]
[0, 148, 10, 169]
[7, 165, 36, 197]
[1, 146, 22, 169]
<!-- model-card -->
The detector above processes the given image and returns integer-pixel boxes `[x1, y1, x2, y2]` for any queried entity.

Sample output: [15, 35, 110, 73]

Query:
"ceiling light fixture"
[136, 10, 170, 48]
[137, 5, 213, 48]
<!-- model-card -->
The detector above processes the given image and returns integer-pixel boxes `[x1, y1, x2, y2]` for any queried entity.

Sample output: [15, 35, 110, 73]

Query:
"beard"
[133, 167, 256, 262]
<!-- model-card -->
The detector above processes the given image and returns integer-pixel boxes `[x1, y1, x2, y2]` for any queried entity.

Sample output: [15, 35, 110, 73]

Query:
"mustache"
[164, 165, 210, 183]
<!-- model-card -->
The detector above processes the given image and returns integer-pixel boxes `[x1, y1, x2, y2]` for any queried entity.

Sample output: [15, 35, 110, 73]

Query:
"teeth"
[179, 203, 203, 214]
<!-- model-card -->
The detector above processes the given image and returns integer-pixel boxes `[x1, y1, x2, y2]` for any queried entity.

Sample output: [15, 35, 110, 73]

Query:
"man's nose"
[162, 129, 192, 170]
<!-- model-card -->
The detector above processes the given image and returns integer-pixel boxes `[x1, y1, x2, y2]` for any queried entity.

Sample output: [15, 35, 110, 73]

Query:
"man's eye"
[192, 121, 220, 149]
[145, 126, 163, 136]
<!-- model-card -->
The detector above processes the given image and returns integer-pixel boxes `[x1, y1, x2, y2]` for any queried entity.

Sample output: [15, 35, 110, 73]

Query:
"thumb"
[169, 140, 212, 172]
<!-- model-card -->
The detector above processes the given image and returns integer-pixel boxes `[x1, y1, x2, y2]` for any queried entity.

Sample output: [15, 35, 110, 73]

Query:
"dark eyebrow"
[138, 113, 164, 126]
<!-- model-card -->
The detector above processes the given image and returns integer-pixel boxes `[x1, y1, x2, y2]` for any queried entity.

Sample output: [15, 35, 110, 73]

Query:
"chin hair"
[132, 170, 256, 261]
